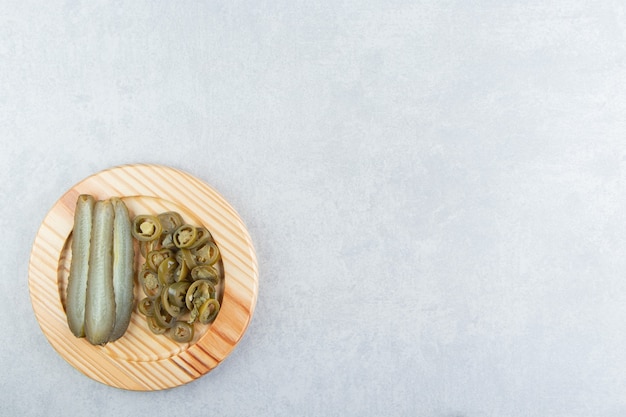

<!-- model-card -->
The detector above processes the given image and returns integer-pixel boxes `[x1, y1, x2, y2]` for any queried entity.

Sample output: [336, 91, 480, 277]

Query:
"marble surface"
[3, 1, 626, 416]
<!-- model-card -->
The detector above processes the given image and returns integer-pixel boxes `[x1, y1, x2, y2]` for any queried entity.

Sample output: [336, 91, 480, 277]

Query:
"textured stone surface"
[3, 1, 626, 416]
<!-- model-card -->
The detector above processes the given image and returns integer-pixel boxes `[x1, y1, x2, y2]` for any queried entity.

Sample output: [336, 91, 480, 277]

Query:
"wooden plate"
[28, 164, 258, 390]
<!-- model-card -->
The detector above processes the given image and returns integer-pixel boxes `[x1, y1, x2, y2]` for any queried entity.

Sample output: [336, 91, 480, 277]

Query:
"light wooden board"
[28, 164, 258, 390]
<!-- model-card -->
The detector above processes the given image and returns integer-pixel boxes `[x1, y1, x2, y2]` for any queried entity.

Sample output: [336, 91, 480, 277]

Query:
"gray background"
[2, 1, 626, 416]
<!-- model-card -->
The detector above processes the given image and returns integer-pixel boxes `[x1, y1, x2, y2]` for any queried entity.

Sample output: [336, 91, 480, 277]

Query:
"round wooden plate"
[28, 164, 258, 390]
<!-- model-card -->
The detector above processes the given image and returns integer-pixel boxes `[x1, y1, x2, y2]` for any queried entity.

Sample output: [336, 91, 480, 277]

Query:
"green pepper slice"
[172, 224, 198, 248]
[189, 226, 213, 249]
[132, 215, 162, 242]
[173, 259, 189, 282]
[169, 320, 194, 343]
[146, 248, 174, 271]
[186, 279, 217, 322]
[139, 268, 161, 299]
[157, 256, 178, 286]
[160, 232, 176, 249]
[138, 297, 155, 317]
[160, 285, 184, 318]
[190, 265, 220, 286]
[167, 281, 191, 308]
[198, 299, 220, 324]
[185, 279, 216, 311]
[192, 241, 220, 265]
[146, 315, 167, 334]
[152, 297, 176, 329]
[179, 248, 197, 270]
[139, 240, 158, 258]
[157, 211, 184, 234]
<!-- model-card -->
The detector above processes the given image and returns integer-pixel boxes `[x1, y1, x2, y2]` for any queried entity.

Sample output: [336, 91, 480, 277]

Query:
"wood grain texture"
[28, 164, 258, 390]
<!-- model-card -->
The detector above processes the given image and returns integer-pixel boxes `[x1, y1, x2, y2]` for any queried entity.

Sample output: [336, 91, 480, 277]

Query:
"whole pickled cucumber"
[84, 199, 116, 346]
[108, 198, 135, 342]
[66, 194, 95, 337]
